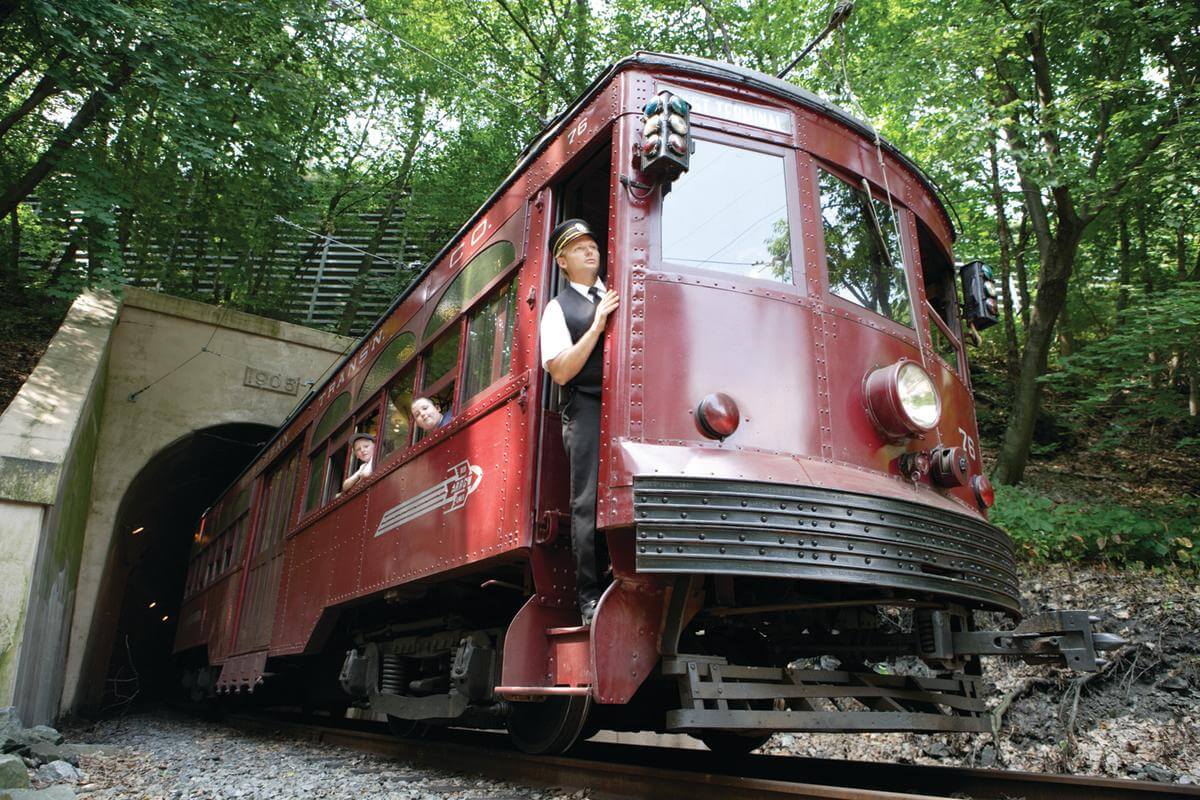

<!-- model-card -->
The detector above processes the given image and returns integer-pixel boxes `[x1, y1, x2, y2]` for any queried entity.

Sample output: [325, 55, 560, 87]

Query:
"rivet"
[761, 515, 768, 522]
[656, 546, 662, 553]
[719, 546, 727, 554]
[759, 548, 766, 555]
[738, 534, 746, 541]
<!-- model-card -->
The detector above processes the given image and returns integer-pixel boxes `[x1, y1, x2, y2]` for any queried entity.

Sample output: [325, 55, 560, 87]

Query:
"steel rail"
[224, 714, 1198, 800]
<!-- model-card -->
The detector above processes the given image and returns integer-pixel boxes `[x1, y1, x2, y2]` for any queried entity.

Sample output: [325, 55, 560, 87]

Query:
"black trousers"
[562, 391, 602, 605]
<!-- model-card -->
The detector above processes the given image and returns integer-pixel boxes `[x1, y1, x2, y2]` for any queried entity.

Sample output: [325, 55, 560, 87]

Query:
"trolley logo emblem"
[374, 460, 484, 538]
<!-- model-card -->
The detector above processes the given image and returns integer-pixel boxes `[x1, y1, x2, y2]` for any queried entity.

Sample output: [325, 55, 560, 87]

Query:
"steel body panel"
[172, 571, 239, 660]
[638, 279, 821, 457]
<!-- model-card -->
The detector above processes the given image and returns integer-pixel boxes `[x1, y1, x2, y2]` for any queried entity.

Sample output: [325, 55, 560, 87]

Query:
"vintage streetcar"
[174, 52, 1118, 754]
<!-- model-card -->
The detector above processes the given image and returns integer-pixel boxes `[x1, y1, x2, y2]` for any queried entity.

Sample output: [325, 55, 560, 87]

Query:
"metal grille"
[634, 476, 1019, 613]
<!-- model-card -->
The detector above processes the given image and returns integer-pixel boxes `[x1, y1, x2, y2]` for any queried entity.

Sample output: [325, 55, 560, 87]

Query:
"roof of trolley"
[207, 51, 957, 505]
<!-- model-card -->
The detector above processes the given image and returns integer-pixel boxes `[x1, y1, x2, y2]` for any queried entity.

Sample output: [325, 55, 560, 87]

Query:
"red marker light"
[972, 474, 995, 510]
[696, 393, 740, 440]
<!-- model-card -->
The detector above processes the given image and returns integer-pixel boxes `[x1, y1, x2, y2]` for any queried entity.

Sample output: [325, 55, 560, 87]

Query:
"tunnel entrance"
[84, 422, 274, 714]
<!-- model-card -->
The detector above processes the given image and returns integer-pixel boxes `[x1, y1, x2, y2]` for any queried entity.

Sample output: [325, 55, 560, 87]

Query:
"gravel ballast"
[65, 715, 591, 800]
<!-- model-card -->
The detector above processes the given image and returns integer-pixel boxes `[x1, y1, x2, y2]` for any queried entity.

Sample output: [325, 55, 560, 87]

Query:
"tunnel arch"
[75, 422, 275, 713]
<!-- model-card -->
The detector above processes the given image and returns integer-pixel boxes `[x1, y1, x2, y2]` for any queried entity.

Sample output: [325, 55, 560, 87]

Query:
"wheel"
[697, 731, 771, 756]
[507, 695, 592, 754]
[386, 715, 429, 738]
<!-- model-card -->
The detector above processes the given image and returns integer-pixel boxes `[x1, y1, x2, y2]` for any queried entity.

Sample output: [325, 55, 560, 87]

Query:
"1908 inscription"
[243, 366, 300, 396]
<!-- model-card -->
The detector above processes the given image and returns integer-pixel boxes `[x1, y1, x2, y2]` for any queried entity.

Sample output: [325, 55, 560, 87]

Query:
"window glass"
[304, 445, 326, 512]
[818, 169, 912, 326]
[325, 445, 347, 501]
[661, 140, 792, 283]
[382, 366, 417, 457]
[462, 281, 517, 401]
[358, 333, 415, 402]
[313, 392, 351, 443]
[423, 328, 461, 390]
[424, 241, 517, 341]
[257, 448, 299, 553]
[500, 283, 517, 375]
[929, 314, 959, 373]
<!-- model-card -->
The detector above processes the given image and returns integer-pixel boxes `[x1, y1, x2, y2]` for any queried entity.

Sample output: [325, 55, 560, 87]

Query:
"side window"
[919, 222, 961, 374]
[322, 423, 351, 503]
[304, 392, 351, 513]
[415, 329, 460, 440]
[256, 447, 299, 551]
[661, 139, 793, 283]
[462, 279, 518, 402]
[382, 365, 417, 457]
[818, 168, 912, 327]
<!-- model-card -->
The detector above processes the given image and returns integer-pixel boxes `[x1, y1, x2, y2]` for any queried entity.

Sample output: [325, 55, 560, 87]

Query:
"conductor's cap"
[551, 218, 595, 258]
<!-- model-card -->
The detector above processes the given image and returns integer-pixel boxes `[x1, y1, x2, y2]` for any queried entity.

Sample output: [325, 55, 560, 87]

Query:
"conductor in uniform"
[539, 219, 619, 625]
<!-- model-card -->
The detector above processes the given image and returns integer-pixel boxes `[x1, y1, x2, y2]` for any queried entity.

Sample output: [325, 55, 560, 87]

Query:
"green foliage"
[1043, 284, 1200, 452]
[992, 484, 1199, 568]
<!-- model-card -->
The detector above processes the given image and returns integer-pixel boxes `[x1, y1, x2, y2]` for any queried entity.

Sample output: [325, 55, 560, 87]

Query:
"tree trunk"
[1015, 217, 1031, 330]
[336, 97, 426, 336]
[3, 209, 17, 285]
[0, 63, 62, 140]
[1116, 214, 1131, 319]
[0, 50, 138, 220]
[993, 224, 1085, 485]
[989, 139, 1020, 383]
[1057, 301, 1073, 357]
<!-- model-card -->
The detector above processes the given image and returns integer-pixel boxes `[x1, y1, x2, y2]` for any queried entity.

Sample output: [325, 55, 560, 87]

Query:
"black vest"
[557, 286, 604, 397]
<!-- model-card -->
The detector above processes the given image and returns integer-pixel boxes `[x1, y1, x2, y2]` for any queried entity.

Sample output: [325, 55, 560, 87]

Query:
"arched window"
[358, 332, 415, 402]
[423, 241, 516, 341]
[312, 392, 351, 443]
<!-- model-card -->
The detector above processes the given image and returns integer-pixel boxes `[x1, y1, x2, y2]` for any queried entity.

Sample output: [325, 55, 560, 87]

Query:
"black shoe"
[580, 599, 598, 626]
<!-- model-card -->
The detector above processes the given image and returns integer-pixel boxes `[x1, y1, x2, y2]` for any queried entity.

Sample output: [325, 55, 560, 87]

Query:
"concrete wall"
[0, 291, 119, 724]
[60, 289, 352, 716]
[0, 287, 353, 724]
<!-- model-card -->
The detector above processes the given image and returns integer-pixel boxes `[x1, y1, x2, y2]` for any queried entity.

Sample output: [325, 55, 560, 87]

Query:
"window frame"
[459, 276, 520, 408]
[653, 128, 806, 293]
[811, 158, 920, 342]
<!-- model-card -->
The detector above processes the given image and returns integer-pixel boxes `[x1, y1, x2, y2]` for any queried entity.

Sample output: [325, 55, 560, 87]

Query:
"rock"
[979, 743, 997, 767]
[32, 761, 79, 785]
[0, 711, 21, 744]
[0, 754, 29, 790]
[1143, 763, 1175, 783]
[1156, 675, 1189, 692]
[922, 741, 950, 759]
[23, 746, 75, 769]
[23, 731, 60, 749]
[1, 786, 77, 799]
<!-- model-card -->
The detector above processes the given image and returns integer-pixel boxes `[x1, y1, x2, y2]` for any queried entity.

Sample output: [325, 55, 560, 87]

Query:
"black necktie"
[588, 286, 600, 305]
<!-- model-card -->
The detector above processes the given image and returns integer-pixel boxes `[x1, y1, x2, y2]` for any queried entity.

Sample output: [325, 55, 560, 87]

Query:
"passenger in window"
[341, 433, 375, 492]
[538, 218, 618, 626]
[411, 396, 451, 432]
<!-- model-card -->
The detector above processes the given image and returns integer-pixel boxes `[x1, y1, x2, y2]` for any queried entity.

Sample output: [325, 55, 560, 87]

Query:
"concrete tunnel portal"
[0, 288, 354, 725]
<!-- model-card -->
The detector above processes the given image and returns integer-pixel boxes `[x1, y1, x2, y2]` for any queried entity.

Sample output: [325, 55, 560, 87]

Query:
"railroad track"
[223, 713, 1198, 800]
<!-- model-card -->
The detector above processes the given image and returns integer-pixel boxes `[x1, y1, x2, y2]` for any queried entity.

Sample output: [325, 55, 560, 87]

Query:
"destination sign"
[657, 83, 792, 134]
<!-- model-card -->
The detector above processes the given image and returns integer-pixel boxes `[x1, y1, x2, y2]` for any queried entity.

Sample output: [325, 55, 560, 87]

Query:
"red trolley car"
[174, 53, 1115, 754]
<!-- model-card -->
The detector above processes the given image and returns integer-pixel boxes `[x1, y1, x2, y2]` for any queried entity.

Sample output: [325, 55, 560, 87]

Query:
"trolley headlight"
[696, 392, 740, 440]
[864, 360, 941, 439]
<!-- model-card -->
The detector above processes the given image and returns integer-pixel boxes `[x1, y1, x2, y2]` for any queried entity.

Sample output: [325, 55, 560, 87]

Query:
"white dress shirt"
[539, 278, 606, 369]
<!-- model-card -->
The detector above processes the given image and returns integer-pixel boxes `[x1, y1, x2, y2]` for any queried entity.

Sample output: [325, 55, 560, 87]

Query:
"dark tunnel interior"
[90, 422, 274, 714]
